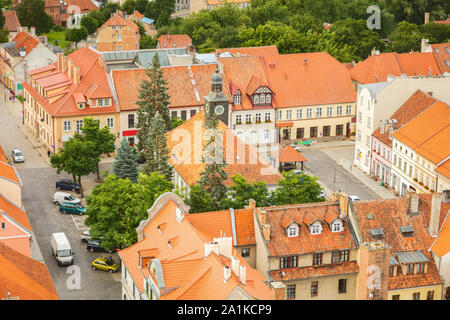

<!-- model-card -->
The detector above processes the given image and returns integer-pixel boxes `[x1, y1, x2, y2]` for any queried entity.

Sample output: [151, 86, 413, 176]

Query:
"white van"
[53, 191, 81, 206]
[51, 232, 74, 266]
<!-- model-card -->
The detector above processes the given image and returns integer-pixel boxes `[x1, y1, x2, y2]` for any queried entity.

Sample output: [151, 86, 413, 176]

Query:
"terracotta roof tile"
[436, 158, 450, 179]
[0, 161, 22, 185]
[2, 10, 21, 32]
[12, 31, 39, 56]
[278, 145, 307, 163]
[0, 194, 31, 232]
[66, 0, 98, 13]
[372, 90, 437, 147]
[0, 146, 7, 163]
[157, 34, 192, 49]
[167, 110, 282, 187]
[0, 242, 58, 300]
[392, 99, 449, 165]
[270, 261, 359, 281]
[216, 45, 279, 57]
[430, 43, 450, 73]
[430, 210, 450, 258]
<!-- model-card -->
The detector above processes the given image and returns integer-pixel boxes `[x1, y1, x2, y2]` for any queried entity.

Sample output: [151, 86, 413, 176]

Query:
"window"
[1, 222, 5, 230]
[64, 121, 71, 131]
[260, 94, 265, 104]
[392, 294, 400, 300]
[313, 253, 322, 266]
[233, 93, 241, 105]
[190, 109, 197, 118]
[296, 128, 304, 139]
[241, 247, 250, 257]
[406, 264, 414, 275]
[310, 127, 318, 138]
[263, 130, 269, 142]
[126, 114, 135, 129]
[180, 110, 187, 120]
[367, 117, 371, 129]
[265, 113, 271, 122]
[286, 285, 296, 300]
[311, 281, 318, 297]
[98, 99, 103, 107]
[366, 135, 371, 147]
[417, 263, 425, 274]
[76, 120, 83, 133]
[306, 108, 312, 118]
[332, 251, 340, 263]
[316, 108, 322, 117]
[107, 118, 114, 128]
[235, 114, 242, 124]
[253, 95, 259, 104]
[336, 124, 344, 136]
[311, 222, 321, 234]
[287, 224, 299, 237]
[332, 220, 343, 232]
[246, 114, 251, 123]
[277, 110, 282, 120]
[338, 279, 347, 293]
[104, 98, 110, 106]
[427, 290, 434, 300]
[266, 94, 271, 104]
[297, 109, 302, 119]
[412, 292, 420, 300]
[337, 106, 342, 115]
[340, 250, 349, 262]
[118, 45, 122, 51]
[346, 105, 352, 115]
[255, 113, 261, 123]
[286, 110, 292, 120]
[358, 112, 362, 122]
[327, 107, 332, 116]
[118, 33, 122, 41]
[280, 256, 298, 268]
[323, 125, 330, 137]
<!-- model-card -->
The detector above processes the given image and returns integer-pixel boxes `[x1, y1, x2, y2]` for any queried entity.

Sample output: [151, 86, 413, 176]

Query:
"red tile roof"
[157, 34, 192, 49]
[260, 202, 357, 257]
[113, 64, 231, 111]
[392, 99, 449, 165]
[216, 45, 279, 57]
[24, 47, 119, 118]
[118, 194, 270, 300]
[352, 197, 443, 290]
[12, 31, 39, 56]
[2, 10, 21, 32]
[0, 146, 7, 163]
[431, 210, 450, 258]
[372, 90, 437, 147]
[0, 161, 22, 185]
[99, 11, 139, 33]
[278, 145, 307, 163]
[350, 52, 443, 84]
[0, 194, 31, 232]
[166, 110, 282, 187]
[429, 43, 450, 73]
[436, 158, 450, 179]
[263, 52, 356, 108]
[0, 242, 58, 300]
[66, 0, 98, 13]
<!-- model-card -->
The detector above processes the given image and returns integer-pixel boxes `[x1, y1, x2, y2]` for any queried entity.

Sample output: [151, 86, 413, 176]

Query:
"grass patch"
[43, 31, 72, 49]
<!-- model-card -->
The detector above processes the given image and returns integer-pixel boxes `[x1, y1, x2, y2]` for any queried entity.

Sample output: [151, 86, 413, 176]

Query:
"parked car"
[86, 239, 114, 253]
[51, 232, 74, 266]
[349, 195, 361, 202]
[53, 192, 81, 206]
[11, 149, 24, 163]
[293, 169, 303, 176]
[81, 230, 91, 242]
[56, 179, 80, 193]
[59, 202, 86, 215]
[91, 257, 120, 273]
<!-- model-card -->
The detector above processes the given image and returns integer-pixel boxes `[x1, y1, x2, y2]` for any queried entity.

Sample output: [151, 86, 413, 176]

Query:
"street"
[0, 94, 121, 300]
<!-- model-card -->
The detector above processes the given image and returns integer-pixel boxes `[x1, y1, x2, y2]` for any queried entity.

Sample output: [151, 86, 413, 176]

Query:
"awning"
[276, 122, 294, 128]
[122, 130, 138, 137]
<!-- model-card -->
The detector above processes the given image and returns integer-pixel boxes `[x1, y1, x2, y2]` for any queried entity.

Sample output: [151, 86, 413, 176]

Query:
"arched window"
[260, 94, 265, 104]
[266, 94, 271, 103]
[234, 93, 241, 105]
[253, 95, 259, 104]
[263, 130, 269, 142]
[236, 131, 244, 141]
[250, 130, 257, 144]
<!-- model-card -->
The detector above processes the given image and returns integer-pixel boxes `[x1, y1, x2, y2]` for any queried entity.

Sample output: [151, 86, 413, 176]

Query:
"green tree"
[17, 0, 53, 34]
[135, 52, 172, 153]
[135, 19, 146, 36]
[270, 171, 325, 205]
[144, 0, 174, 28]
[121, 0, 136, 15]
[184, 184, 216, 213]
[382, 0, 447, 25]
[198, 114, 228, 209]
[101, 2, 121, 19]
[113, 138, 139, 183]
[50, 134, 98, 195]
[140, 34, 157, 49]
[420, 22, 450, 44]
[87, 10, 105, 27]
[171, 116, 184, 128]
[81, 15, 98, 34]
[65, 25, 89, 43]
[388, 21, 425, 53]
[85, 172, 173, 250]
[80, 118, 116, 181]
[220, 174, 271, 209]
[142, 115, 173, 181]
[135, 0, 148, 14]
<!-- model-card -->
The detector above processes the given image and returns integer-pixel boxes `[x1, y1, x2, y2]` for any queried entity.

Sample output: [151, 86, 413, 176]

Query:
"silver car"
[11, 149, 24, 163]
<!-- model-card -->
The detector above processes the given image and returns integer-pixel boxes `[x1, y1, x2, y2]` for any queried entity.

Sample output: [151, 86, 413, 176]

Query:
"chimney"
[98, 55, 105, 68]
[247, 199, 256, 210]
[61, 54, 67, 73]
[239, 265, 246, 285]
[407, 191, 419, 215]
[30, 27, 35, 36]
[339, 192, 350, 218]
[421, 38, 429, 52]
[73, 65, 80, 84]
[223, 266, 231, 282]
[231, 255, 240, 276]
[270, 282, 286, 300]
[83, 42, 89, 48]
[214, 236, 232, 259]
[57, 52, 64, 70]
[429, 193, 442, 236]
[67, 58, 73, 80]
[262, 223, 271, 241]
[424, 12, 430, 24]
[204, 242, 219, 258]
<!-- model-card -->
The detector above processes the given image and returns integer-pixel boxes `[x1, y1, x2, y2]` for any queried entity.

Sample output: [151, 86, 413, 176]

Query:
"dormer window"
[287, 224, 299, 237]
[234, 93, 241, 105]
[78, 103, 84, 109]
[331, 220, 344, 232]
[253, 95, 259, 104]
[260, 94, 265, 104]
[310, 222, 322, 235]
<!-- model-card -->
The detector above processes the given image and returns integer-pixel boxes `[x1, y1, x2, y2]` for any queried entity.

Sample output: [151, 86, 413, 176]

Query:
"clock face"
[215, 104, 225, 115]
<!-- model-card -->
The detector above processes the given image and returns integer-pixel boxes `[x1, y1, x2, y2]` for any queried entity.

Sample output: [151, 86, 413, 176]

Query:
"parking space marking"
[71, 214, 89, 231]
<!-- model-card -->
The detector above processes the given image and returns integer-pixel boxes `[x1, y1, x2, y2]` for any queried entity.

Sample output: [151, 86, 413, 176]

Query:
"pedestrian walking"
[47, 150, 51, 157]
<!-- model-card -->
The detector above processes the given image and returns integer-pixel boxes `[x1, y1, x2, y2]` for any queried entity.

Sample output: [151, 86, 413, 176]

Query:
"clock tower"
[204, 66, 229, 127]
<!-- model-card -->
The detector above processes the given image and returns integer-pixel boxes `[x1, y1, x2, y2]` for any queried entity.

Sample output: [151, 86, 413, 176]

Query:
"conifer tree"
[112, 138, 139, 183]
[142, 115, 173, 181]
[198, 114, 228, 209]
[135, 52, 172, 157]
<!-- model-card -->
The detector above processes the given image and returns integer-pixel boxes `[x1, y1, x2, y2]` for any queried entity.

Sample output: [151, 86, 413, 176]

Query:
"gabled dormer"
[286, 223, 299, 237]
[309, 220, 323, 235]
[233, 89, 242, 105]
[246, 76, 273, 107]
[330, 218, 344, 232]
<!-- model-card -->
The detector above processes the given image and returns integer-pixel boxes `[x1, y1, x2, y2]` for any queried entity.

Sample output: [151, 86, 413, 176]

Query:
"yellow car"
[91, 257, 120, 273]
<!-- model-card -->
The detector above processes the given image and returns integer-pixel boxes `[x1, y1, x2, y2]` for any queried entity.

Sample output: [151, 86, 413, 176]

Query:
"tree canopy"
[17, 0, 53, 34]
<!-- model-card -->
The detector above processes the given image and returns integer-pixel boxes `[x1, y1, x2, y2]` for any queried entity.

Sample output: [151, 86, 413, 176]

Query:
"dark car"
[56, 179, 80, 193]
[86, 239, 114, 253]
